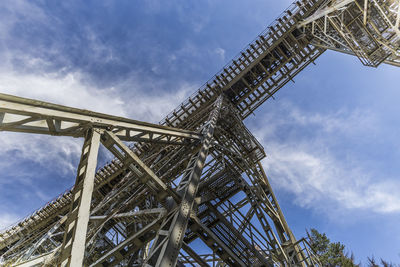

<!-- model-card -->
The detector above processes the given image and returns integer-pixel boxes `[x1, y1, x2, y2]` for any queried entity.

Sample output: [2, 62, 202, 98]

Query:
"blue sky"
[0, 0, 399, 264]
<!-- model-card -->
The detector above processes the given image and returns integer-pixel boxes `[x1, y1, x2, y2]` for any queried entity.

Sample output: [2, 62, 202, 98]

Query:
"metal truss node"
[0, 0, 399, 266]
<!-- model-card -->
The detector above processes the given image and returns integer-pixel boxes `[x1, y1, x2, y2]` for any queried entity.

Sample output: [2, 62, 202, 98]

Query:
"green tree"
[306, 228, 359, 267]
[306, 229, 399, 267]
[367, 257, 399, 267]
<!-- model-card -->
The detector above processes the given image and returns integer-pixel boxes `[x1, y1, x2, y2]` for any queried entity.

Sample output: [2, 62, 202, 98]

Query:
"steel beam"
[181, 242, 210, 267]
[300, 0, 400, 67]
[4, 0, 393, 265]
[89, 208, 166, 223]
[0, 93, 201, 144]
[88, 209, 168, 267]
[13, 251, 55, 267]
[144, 96, 223, 267]
[257, 162, 296, 243]
[58, 128, 101, 267]
[298, 0, 355, 26]
[0, 3, 327, 259]
[100, 130, 180, 202]
[19, 216, 67, 262]
[190, 216, 247, 267]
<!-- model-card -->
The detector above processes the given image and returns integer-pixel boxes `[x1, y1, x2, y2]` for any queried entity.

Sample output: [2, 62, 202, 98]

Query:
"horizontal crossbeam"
[0, 93, 201, 144]
[298, 0, 355, 27]
[89, 208, 166, 223]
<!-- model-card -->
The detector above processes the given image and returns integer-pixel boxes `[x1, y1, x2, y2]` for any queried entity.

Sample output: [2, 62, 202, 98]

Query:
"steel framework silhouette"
[0, 0, 399, 266]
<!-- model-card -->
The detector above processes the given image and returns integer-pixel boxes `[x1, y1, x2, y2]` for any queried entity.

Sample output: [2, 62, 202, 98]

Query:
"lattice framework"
[0, 0, 399, 266]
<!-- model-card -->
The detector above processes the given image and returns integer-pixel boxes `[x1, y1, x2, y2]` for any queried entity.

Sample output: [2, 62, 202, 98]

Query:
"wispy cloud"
[262, 142, 400, 214]
[0, 213, 20, 230]
[252, 101, 400, 216]
[0, 60, 195, 229]
[0, 133, 82, 177]
[0, 65, 195, 174]
[214, 48, 226, 61]
[0, 71, 127, 116]
[0, 0, 202, 222]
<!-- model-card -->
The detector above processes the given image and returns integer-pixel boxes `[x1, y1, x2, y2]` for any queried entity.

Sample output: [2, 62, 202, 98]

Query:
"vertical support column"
[58, 128, 101, 267]
[145, 96, 223, 267]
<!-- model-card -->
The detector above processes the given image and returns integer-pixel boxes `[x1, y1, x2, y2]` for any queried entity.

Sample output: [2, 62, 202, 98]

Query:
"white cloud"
[0, 71, 127, 116]
[262, 143, 400, 214]
[0, 61, 194, 178]
[0, 132, 82, 177]
[0, 64, 199, 235]
[253, 101, 400, 215]
[122, 82, 195, 123]
[0, 64, 196, 233]
[0, 0, 198, 195]
[0, 0, 50, 70]
[215, 48, 226, 61]
[0, 68, 125, 184]
[0, 213, 20, 231]
[0, 0, 47, 37]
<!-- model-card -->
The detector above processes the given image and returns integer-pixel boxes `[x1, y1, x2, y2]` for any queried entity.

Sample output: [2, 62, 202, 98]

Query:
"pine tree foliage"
[306, 228, 359, 267]
[306, 229, 398, 267]
[367, 257, 400, 267]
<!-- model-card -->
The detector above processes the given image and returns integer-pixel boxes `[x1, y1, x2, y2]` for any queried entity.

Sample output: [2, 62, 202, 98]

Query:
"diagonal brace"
[100, 130, 180, 202]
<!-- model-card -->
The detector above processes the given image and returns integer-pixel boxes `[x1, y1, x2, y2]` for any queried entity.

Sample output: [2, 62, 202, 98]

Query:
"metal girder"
[19, 216, 67, 263]
[0, 93, 201, 145]
[229, 175, 288, 263]
[100, 130, 180, 202]
[58, 128, 101, 267]
[299, 0, 400, 67]
[5, 0, 397, 265]
[184, 166, 276, 266]
[0, 3, 327, 261]
[178, 252, 221, 266]
[13, 251, 55, 267]
[189, 216, 247, 267]
[298, 0, 356, 27]
[88, 209, 168, 267]
[212, 137, 294, 246]
[204, 203, 273, 267]
[89, 208, 166, 224]
[181, 242, 210, 267]
[144, 96, 223, 267]
[256, 162, 296, 244]
[160, 0, 326, 126]
[77, 111, 218, 266]
[206, 141, 299, 264]
[312, 43, 400, 67]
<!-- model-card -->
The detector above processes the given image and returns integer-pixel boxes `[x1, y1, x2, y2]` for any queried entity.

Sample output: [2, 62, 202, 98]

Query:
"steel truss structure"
[0, 0, 399, 266]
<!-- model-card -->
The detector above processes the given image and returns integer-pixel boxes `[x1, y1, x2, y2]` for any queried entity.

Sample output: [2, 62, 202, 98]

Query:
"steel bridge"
[0, 0, 399, 266]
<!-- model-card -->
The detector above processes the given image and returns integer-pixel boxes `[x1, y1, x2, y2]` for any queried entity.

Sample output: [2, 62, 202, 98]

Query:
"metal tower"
[0, 0, 399, 266]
